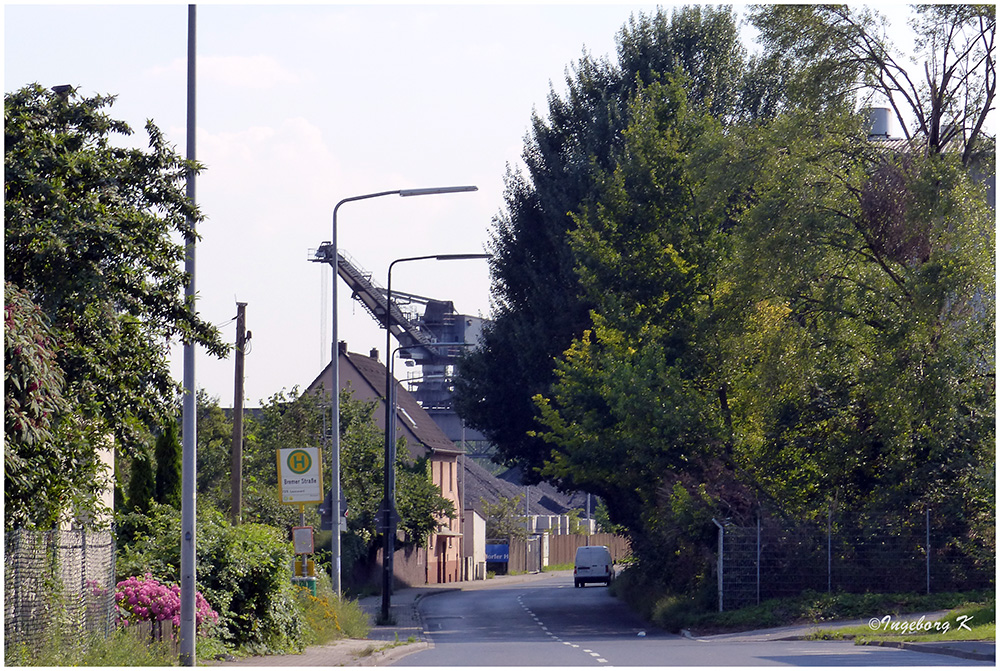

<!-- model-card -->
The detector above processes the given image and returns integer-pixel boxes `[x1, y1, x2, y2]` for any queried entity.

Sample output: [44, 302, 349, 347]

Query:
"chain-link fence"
[5, 528, 117, 656]
[715, 508, 994, 611]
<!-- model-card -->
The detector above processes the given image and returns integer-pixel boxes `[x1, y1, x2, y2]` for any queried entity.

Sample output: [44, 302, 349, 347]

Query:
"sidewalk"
[212, 572, 557, 667]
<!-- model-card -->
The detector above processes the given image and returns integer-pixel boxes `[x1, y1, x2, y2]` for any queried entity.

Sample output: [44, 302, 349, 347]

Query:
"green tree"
[4, 84, 227, 528]
[196, 390, 234, 509]
[723, 106, 995, 518]
[154, 418, 182, 508]
[336, 388, 384, 542]
[532, 78, 751, 588]
[335, 389, 455, 549]
[237, 386, 328, 529]
[593, 498, 624, 536]
[749, 4, 996, 164]
[126, 451, 155, 515]
[454, 5, 783, 479]
[4, 281, 80, 528]
[531, 24, 994, 592]
[481, 494, 527, 541]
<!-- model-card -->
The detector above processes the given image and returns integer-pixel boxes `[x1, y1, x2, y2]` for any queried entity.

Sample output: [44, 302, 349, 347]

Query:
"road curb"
[861, 639, 995, 662]
[682, 626, 995, 663]
[413, 587, 461, 603]
[352, 640, 431, 666]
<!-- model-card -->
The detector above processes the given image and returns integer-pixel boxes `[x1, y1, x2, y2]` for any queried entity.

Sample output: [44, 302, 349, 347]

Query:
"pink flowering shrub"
[115, 573, 218, 632]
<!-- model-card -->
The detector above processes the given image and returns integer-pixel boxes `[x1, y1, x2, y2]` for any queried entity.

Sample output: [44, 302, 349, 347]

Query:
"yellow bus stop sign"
[276, 447, 323, 504]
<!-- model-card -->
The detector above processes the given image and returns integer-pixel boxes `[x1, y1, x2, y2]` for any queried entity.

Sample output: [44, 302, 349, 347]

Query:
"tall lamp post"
[315, 186, 476, 597]
[179, 5, 198, 666]
[381, 253, 490, 623]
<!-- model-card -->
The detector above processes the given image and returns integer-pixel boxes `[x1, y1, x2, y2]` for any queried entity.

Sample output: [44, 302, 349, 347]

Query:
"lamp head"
[399, 186, 478, 197]
[433, 253, 491, 261]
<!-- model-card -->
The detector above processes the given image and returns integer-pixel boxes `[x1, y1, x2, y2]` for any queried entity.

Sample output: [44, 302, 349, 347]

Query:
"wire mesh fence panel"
[718, 506, 994, 611]
[928, 516, 995, 592]
[758, 517, 828, 601]
[5, 530, 48, 654]
[720, 525, 758, 610]
[4, 528, 116, 657]
[722, 518, 828, 609]
[830, 512, 925, 594]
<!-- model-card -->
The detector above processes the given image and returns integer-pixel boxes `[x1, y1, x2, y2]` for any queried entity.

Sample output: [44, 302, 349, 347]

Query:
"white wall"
[463, 508, 487, 580]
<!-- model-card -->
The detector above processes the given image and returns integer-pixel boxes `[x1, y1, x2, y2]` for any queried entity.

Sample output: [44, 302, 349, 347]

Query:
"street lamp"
[390, 340, 476, 583]
[316, 186, 476, 597]
[381, 253, 490, 623]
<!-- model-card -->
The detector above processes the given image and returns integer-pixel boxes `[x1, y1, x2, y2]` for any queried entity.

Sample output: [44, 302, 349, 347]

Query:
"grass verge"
[5, 628, 177, 667]
[543, 562, 574, 572]
[806, 600, 995, 643]
[610, 567, 994, 638]
[677, 591, 994, 636]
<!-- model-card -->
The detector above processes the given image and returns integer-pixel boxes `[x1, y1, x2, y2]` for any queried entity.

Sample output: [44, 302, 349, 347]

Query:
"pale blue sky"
[5, 3, 939, 407]
[5, 3, 678, 405]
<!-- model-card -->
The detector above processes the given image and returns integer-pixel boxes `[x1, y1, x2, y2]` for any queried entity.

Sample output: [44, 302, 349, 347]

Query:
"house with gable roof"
[307, 342, 463, 585]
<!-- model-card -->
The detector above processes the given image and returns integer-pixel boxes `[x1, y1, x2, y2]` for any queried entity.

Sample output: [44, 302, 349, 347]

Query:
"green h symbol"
[288, 450, 311, 474]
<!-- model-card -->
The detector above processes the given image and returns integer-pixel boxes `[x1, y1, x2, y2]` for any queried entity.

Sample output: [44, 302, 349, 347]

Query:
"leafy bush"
[651, 594, 705, 632]
[115, 501, 376, 655]
[201, 522, 303, 654]
[295, 586, 342, 646]
[116, 502, 303, 654]
[609, 563, 674, 622]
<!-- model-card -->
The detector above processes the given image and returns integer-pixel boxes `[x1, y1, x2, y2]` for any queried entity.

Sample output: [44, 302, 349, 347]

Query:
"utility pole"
[230, 302, 248, 525]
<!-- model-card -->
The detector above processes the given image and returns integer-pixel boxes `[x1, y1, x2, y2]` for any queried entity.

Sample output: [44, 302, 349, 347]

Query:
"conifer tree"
[127, 452, 156, 515]
[154, 419, 182, 509]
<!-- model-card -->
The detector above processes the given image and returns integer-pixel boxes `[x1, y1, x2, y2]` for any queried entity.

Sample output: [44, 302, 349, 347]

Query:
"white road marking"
[521, 600, 608, 664]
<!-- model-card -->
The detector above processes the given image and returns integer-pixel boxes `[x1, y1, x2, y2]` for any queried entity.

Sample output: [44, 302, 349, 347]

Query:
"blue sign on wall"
[485, 544, 509, 562]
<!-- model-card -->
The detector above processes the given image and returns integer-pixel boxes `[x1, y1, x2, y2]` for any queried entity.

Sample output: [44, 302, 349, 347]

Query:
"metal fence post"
[926, 507, 931, 595]
[827, 506, 832, 593]
[712, 518, 724, 612]
[756, 513, 761, 606]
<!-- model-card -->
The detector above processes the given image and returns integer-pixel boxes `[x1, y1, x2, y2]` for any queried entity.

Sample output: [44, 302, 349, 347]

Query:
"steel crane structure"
[312, 243, 486, 413]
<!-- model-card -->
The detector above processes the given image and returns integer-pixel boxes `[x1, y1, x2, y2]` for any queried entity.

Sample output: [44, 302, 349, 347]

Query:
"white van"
[573, 545, 614, 587]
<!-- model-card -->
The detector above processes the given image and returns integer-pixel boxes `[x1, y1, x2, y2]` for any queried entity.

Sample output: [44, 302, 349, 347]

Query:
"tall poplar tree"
[455, 5, 782, 479]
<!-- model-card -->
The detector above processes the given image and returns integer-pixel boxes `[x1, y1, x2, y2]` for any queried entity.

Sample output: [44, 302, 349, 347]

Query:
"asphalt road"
[395, 572, 990, 666]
